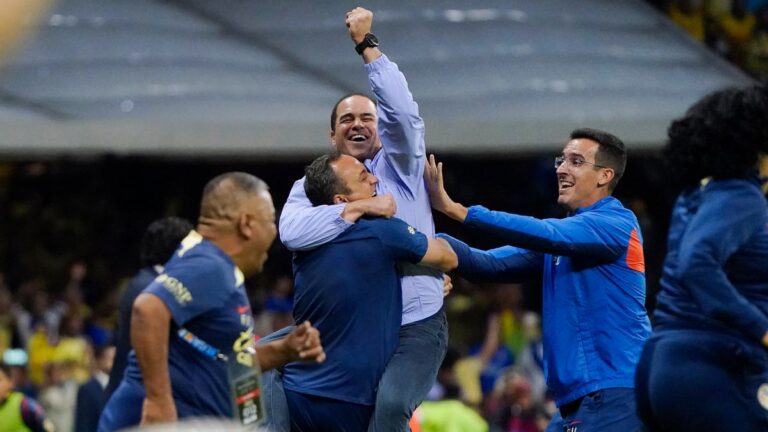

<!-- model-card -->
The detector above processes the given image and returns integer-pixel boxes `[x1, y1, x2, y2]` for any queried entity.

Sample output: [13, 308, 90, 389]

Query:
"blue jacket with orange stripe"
[438, 196, 651, 406]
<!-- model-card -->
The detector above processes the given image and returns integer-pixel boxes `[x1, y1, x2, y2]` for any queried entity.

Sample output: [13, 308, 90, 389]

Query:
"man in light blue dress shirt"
[261, 7, 447, 432]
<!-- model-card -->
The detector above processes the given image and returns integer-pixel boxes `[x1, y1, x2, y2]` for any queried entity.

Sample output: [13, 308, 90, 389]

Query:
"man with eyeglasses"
[424, 128, 651, 432]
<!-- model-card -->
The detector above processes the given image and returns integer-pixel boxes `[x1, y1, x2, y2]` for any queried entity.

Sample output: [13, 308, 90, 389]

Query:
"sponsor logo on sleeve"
[155, 274, 192, 306]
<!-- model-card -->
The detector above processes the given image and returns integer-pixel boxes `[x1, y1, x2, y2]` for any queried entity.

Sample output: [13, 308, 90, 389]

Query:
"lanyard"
[177, 328, 229, 362]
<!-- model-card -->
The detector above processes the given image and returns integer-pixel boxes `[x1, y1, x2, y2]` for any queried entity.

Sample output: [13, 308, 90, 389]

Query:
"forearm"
[439, 234, 542, 282]
[255, 340, 291, 372]
[132, 294, 173, 401]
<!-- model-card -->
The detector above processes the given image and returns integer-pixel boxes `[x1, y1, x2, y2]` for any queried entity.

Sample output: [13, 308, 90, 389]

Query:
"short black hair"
[304, 152, 349, 206]
[664, 84, 768, 188]
[330, 93, 377, 132]
[570, 127, 627, 191]
[139, 217, 193, 267]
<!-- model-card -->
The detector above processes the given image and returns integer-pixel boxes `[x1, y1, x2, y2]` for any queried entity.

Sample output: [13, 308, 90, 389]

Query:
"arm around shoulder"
[419, 237, 458, 272]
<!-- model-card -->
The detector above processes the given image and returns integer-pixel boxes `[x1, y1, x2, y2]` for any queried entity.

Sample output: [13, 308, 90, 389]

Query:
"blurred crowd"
[659, 0, 768, 79]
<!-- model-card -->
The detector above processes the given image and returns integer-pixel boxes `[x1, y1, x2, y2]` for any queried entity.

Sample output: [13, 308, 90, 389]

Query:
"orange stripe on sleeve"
[626, 228, 645, 273]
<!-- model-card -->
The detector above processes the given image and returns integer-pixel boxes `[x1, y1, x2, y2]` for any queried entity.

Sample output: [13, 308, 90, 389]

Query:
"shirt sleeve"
[367, 55, 426, 199]
[143, 258, 228, 327]
[368, 218, 428, 263]
[465, 205, 631, 262]
[20, 396, 49, 432]
[437, 233, 543, 282]
[677, 184, 768, 341]
[278, 177, 353, 251]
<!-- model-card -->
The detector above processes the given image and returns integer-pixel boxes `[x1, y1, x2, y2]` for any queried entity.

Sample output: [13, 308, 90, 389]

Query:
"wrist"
[444, 201, 469, 222]
[340, 201, 364, 222]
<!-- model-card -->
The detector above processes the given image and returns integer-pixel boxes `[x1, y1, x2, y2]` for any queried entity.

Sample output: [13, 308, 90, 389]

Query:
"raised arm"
[677, 185, 768, 345]
[347, 7, 426, 195]
[438, 233, 543, 283]
[280, 178, 396, 251]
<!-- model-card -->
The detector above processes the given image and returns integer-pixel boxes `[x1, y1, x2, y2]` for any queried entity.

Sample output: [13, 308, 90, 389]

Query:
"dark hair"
[0, 362, 10, 378]
[330, 93, 377, 132]
[200, 172, 269, 219]
[304, 152, 349, 206]
[139, 217, 193, 267]
[571, 127, 627, 191]
[664, 85, 768, 188]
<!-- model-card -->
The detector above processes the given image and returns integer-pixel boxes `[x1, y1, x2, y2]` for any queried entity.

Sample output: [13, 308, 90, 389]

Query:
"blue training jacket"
[439, 196, 651, 406]
[653, 175, 768, 342]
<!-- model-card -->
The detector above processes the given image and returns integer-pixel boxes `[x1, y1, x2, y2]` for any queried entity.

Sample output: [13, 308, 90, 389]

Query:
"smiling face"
[556, 138, 613, 211]
[330, 95, 381, 161]
[330, 154, 378, 203]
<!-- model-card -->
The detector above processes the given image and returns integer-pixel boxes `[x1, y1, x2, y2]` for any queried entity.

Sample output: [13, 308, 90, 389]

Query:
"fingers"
[300, 345, 326, 363]
[443, 274, 453, 297]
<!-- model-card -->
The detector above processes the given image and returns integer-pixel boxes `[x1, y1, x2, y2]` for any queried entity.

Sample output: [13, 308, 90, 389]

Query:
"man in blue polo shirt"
[98, 173, 325, 432]
[282, 152, 457, 432]
[425, 129, 651, 432]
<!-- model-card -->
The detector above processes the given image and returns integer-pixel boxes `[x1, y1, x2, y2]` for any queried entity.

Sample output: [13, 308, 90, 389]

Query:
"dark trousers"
[259, 310, 448, 432]
[635, 329, 768, 431]
[545, 388, 642, 432]
[285, 389, 373, 432]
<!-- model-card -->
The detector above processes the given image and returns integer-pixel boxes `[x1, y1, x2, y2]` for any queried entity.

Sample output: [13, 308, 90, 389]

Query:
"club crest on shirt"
[407, 225, 416, 235]
[554, 256, 561, 266]
[757, 383, 768, 411]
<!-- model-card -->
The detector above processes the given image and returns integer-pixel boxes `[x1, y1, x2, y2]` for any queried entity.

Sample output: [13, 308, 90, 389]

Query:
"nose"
[369, 174, 379, 185]
[556, 161, 569, 175]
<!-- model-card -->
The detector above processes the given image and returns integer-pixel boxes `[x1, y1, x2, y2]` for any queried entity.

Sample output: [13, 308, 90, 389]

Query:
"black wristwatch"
[355, 33, 379, 55]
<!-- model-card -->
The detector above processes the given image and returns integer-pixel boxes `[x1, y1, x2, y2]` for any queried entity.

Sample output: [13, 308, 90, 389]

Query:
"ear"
[238, 213, 254, 239]
[330, 130, 337, 148]
[332, 195, 349, 204]
[598, 168, 615, 188]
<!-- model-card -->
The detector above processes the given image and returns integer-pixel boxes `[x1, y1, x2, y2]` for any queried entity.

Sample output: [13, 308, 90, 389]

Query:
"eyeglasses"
[554, 155, 607, 169]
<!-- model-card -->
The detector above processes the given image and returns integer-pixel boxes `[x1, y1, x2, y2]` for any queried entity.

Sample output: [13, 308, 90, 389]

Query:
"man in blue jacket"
[425, 128, 651, 432]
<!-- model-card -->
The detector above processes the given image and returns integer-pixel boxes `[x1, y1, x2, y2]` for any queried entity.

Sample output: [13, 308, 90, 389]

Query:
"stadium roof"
[0, 0, 754, 159]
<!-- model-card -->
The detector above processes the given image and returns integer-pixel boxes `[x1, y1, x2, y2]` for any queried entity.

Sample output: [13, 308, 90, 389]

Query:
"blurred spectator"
[418, 382, 489, 432]
[105, 216, 193, 399]
[455, 314, 511, 406]
[0, 361, 51, 432]
[710, 0, 756, 66]
[74, 344, 115, 432]
[485, 369, 549, 432]
[513, 312, 547, 405]
[418, 350, 489, 432]
[668, 0, 706, 41]
[14, 281, 61, 348]
[3, 349, 37, 399]
[494, 284, 528, 358]
[0, 285, 21, 355]
[53, 312, 91, 384]
[745, 6, 768, 78]
[26, 320, 55, 388]
[38, 359, 78, 432]
[254, 275, 294, 337]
